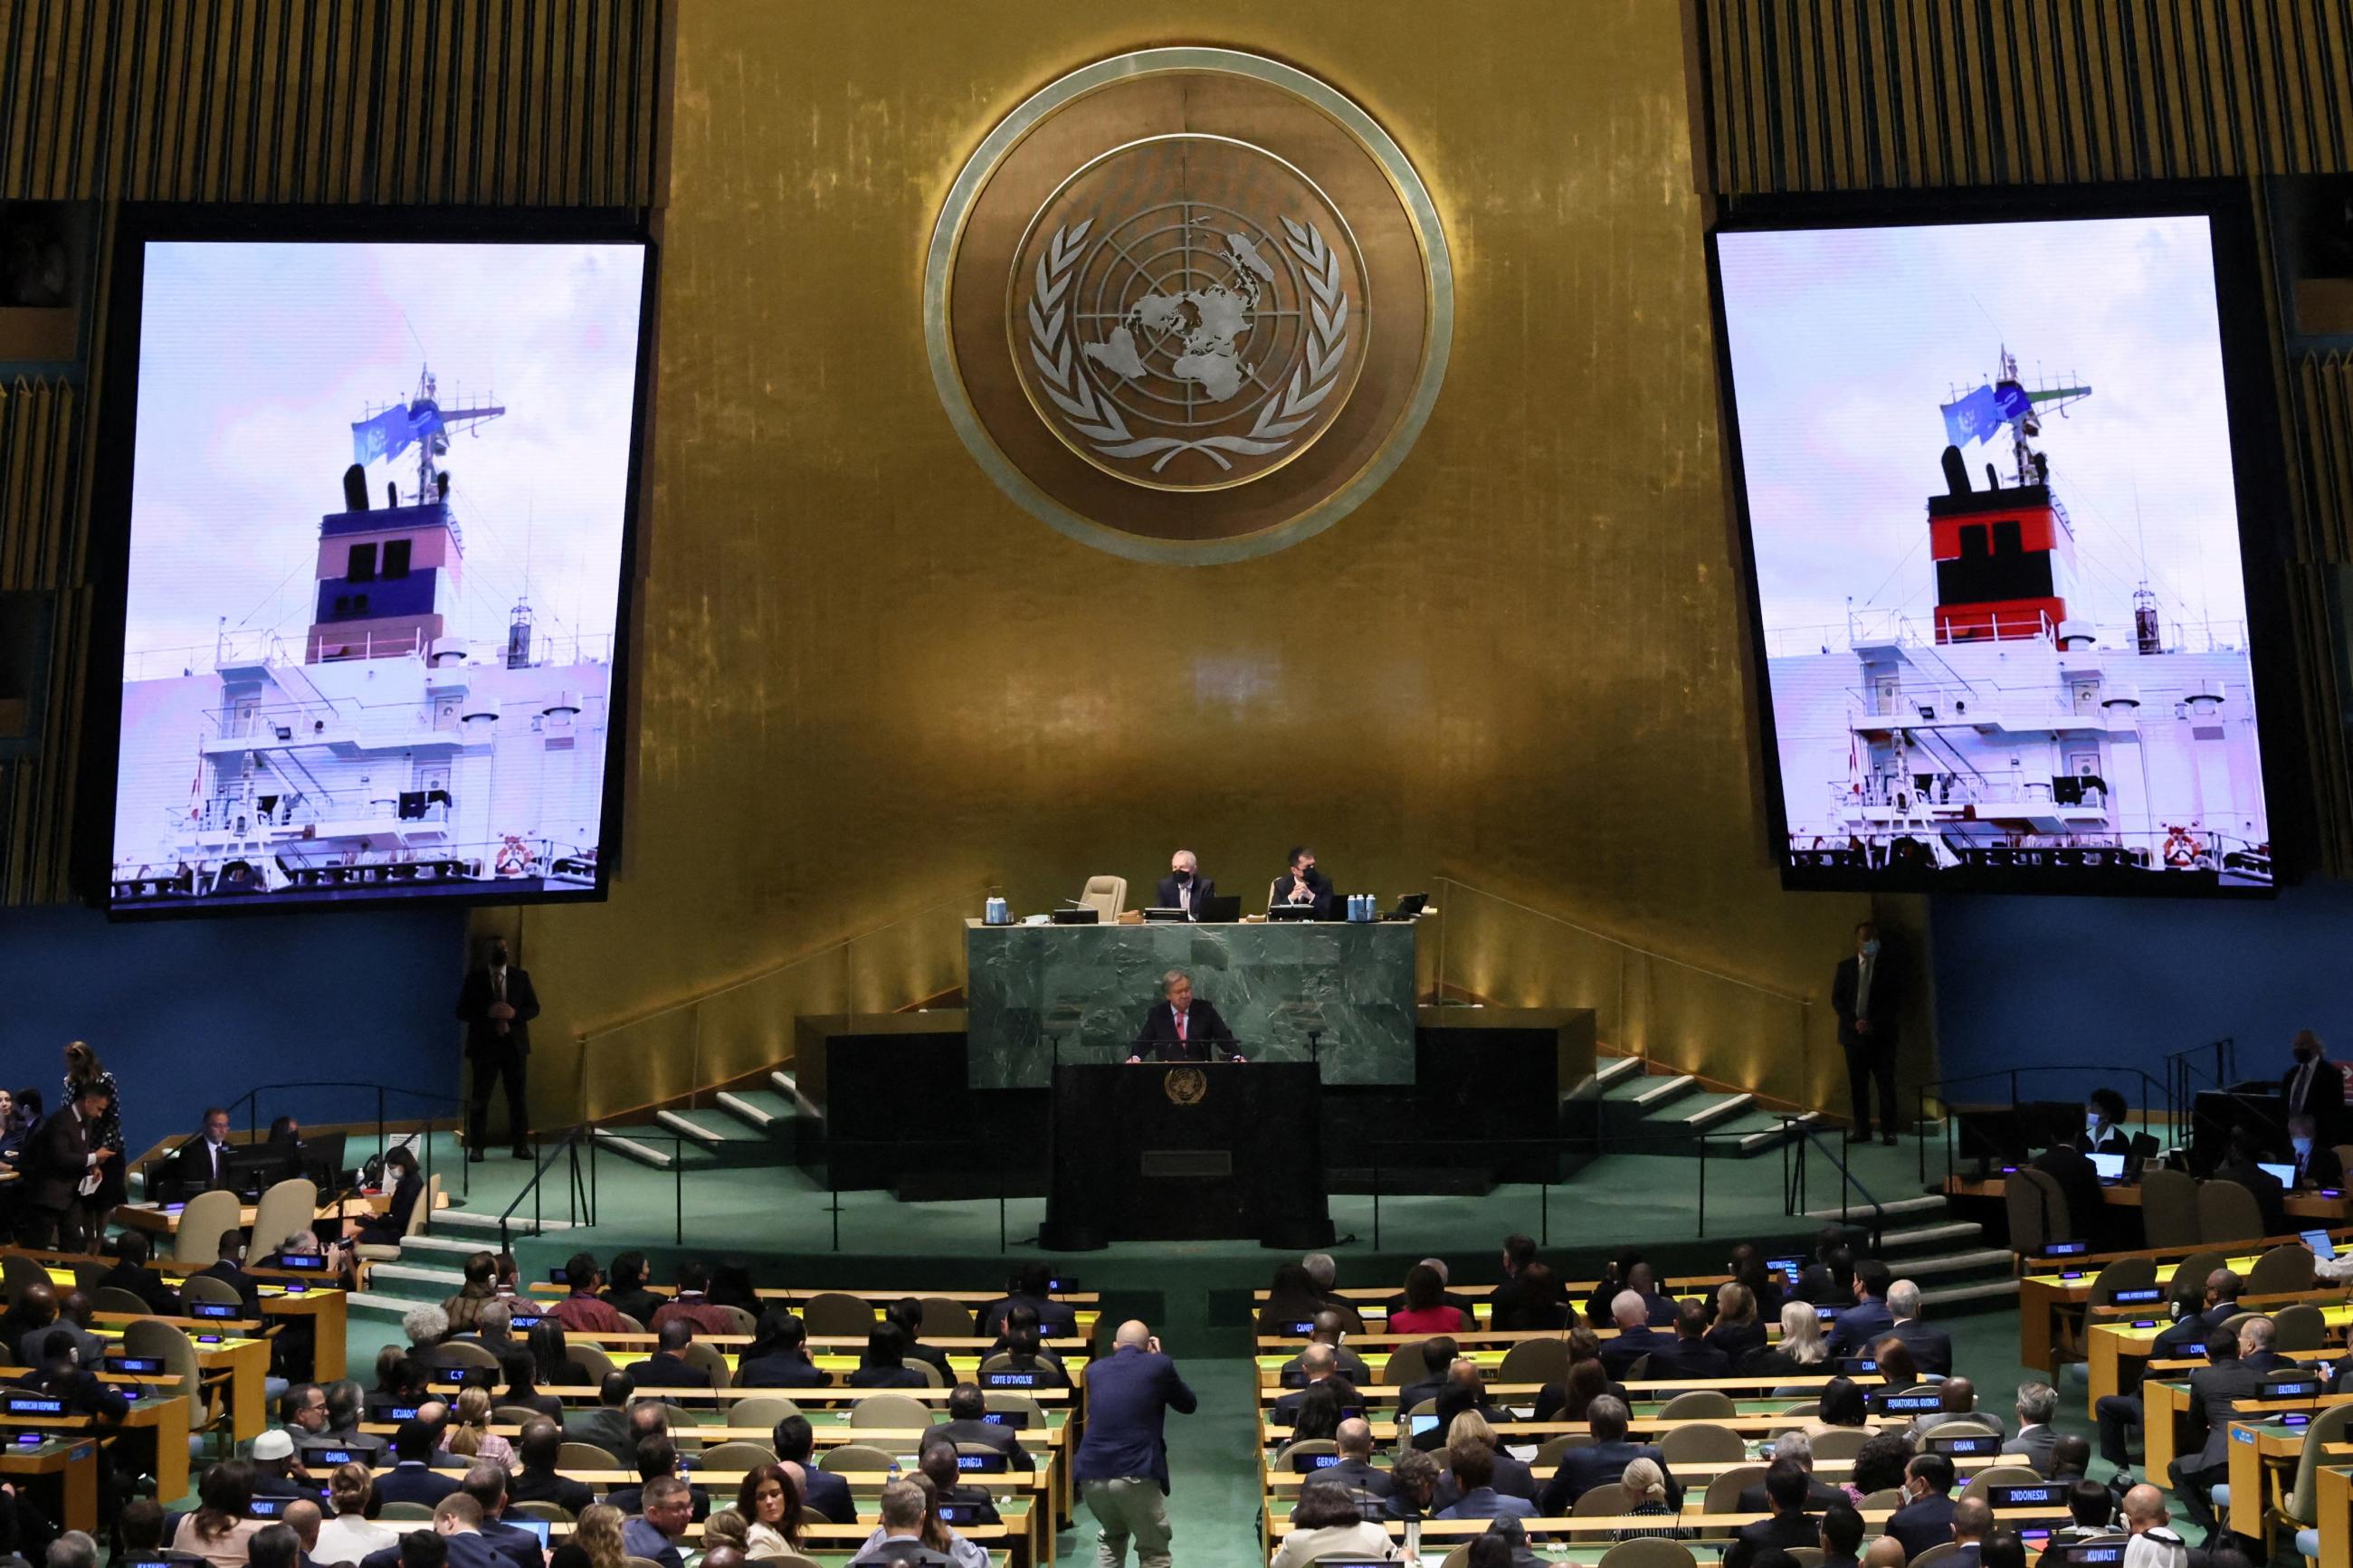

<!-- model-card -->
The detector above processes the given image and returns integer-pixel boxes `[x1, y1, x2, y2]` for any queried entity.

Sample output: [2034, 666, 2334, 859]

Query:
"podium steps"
[1595, 1053, 1813, 1157]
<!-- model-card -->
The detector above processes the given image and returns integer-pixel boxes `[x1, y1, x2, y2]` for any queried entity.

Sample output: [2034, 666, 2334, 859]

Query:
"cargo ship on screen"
[1764, 348, 2269, 886]
[110, 369, 612, 904]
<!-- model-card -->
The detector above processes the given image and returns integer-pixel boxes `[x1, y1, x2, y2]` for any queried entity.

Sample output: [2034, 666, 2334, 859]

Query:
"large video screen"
[1717, 213, 2272, 890]
[108, 238, 648, 909]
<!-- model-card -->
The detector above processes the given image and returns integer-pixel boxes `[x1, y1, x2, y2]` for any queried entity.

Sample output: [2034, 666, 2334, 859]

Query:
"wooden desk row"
[2083, 1304, 2353, 1411]
[2017, 1232, 2353, 1377]
[0, 1393, 195, 1535]
[403, 1462, 1061, 1568]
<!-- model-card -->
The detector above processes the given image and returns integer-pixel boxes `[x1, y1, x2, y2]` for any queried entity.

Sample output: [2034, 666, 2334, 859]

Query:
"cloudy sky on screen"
[1717, 214, 2247, 645]
[125, 240, 644, 661]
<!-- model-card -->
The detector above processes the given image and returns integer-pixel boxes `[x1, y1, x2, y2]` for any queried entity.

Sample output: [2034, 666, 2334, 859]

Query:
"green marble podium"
[964, 918, 1419, 1088]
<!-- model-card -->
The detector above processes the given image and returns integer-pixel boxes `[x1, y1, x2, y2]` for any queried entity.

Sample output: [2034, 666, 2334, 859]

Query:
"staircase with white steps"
[1593, 1052, 1824, 1158]
[590, 1068, 819, 1173]
[1802, 1193, 2021, 1314]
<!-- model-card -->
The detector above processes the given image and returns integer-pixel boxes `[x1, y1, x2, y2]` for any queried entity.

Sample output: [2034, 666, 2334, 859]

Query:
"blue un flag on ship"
[350, 400, 444, 466]
[1940, 381, 2033, 447]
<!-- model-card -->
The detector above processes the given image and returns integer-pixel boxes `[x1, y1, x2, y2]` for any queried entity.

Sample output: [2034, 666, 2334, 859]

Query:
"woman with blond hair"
[551, 1504, 626, 1568]
[1614, 1457, 1683, 1540]
[1436, 1408, 1539, 1508]
[1707, 1280, 1767, 1364]
[1743, 1297, 1830, 1391]
[311, 1463, 397, 1566]
[439, 1384, 515, 1468]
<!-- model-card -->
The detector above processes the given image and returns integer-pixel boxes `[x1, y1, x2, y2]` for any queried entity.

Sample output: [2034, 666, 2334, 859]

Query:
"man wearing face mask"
[2282, 1031, 2343, 1148]
[456, 936, 539, 1162]
[1153, 851, 1215, 919]
[1832, 922, 1900, 1145]
[1270, 846, 1333, 917]
[2285, 1112, 2343, 1190]
[2082, 1089, 2132, 1157]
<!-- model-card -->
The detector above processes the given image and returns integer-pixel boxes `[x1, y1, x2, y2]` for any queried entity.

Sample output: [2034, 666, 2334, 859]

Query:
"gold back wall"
[529, 0, 1876, 1119]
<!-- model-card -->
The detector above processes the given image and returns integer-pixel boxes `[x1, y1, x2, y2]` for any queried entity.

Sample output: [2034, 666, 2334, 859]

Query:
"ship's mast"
[400, 363, 508, 510]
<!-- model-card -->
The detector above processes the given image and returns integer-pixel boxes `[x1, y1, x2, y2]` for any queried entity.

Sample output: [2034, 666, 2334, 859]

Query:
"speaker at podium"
[1039, 1060, 1332, 1251]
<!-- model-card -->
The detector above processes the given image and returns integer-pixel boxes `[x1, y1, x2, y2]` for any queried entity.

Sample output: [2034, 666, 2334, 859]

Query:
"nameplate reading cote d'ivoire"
[925, 49, 1453, 564]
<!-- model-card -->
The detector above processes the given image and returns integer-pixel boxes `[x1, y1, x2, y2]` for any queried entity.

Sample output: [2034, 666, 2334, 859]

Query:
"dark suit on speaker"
[2170, 1358, 2265, 1535]
[1270, 868, 1334, 917]
[1152, 873, 1216, 917]
[457, 962, 539, 1154]
[1133, 998, 1237, 1062]
[1832, 946, 1900, 1138]
[2283, 1056, 2346, 1145]
[1884, 1317, 1954, 1378]
[164, 1136, 236, 1198]
[25, 1105, 105, 1250]
[2291, 1142, 2345, 1191]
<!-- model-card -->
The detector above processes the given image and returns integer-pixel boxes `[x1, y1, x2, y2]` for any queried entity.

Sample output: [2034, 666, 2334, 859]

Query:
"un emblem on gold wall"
[926, 49, 1453, 564]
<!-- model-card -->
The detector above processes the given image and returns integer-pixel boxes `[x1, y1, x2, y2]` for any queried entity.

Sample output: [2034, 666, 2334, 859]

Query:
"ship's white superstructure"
[110, 366, 617, 903]
[1765, 347, 2270, 884]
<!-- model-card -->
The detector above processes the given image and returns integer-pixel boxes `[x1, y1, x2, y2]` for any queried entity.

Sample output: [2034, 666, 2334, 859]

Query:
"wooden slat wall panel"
[1696, 0, 2353, 192]
[0, 0, 665, 205]
[0, 0, 668, 904]
[2301, 355, 2353, 567]
[0, 378, 86, 904]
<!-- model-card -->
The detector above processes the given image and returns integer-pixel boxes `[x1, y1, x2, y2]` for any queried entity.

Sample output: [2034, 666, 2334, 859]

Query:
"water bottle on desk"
[984, 897, 1009, 926]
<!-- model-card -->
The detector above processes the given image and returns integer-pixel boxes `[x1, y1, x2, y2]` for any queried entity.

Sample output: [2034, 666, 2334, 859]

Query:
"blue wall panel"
[1930, 879, 2353, 1112]
[0, 901, 468, 1152]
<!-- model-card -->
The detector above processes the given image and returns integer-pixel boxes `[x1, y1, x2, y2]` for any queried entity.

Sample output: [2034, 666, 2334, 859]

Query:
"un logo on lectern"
[925, 48, 1453, 564]
[1164, 1067, 1208, 1107]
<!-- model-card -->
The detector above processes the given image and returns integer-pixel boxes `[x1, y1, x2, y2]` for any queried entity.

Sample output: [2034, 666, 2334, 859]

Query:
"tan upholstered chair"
[251, 1178, 319, 1260]
[2246, 1243, 2316, 1297]
[2197, 1179, 2265, 1246]
[1079, 876, 1127, 922]
[174, 1189, 244, 1267]
[1657, 1421, 1745, 1463]
[727, 1395, 801, 1431]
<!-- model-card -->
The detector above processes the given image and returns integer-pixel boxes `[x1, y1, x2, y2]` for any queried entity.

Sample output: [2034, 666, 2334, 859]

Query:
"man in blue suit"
[357, 1498, 505, 1568]
[1643, 1301, 1734, 1382]
[2152, 1269, 2243, 1361]
[1825, 1261, 1895, 1360]
[1597, 1292, 1672, 1380]
[1881, 1279, 1954, 1378]
[1434, 1446, 1535, 1521]
[1885, 1453, 1960, 1561]
[373, 1420, 462, 1506]
[1072, 1319, 1196, 1568]
[1536, 1396, 1681, 1515]
[773, 1415, 855, 1525]
[458, 1465, 544, 1568]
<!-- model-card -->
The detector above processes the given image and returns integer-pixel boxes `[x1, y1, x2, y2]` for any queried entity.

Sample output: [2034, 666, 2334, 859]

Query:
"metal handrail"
[1430, 876, 1811, 1003]
[1786, 1125, 1888, 1247]
[1912, 1062, 2177, 1186]
[496, 1126, 597, 1257]
[573, 884, 1001, 1046]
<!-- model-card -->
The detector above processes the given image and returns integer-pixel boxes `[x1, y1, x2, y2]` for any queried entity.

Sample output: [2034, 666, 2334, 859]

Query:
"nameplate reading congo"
[1164, 1067, 1207, 1106]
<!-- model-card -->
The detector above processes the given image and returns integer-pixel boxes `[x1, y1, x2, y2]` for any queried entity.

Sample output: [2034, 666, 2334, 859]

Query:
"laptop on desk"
[2089, 1152, 2126, 1183]
[1196, 894, 1242, 923]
